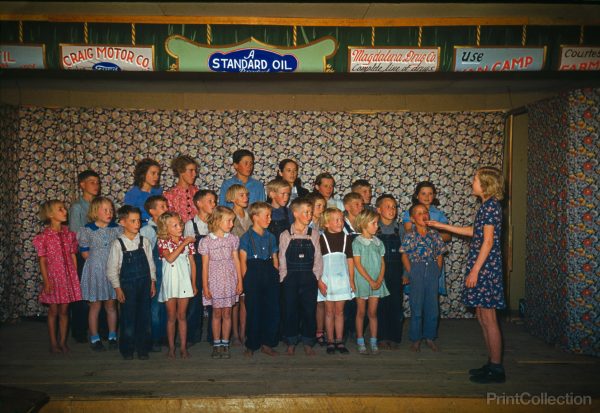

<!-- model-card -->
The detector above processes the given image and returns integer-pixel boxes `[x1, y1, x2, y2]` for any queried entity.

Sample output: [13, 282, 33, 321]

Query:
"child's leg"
[408, 264, 425, 343]
[324, 301, 335, 344]
[231, 303, 240, 343]
[58, 303, 70, 352]
[104, 299, 118, 338]
[476, 307, 492, 356]
[239, 296, 246, 343]
[367, 297, 379, 340]
[355, 298, 366, 339]
[177, 298, 190, 356]
[212, 307, 223, 342]
[88, 301, 102, 341]
[221, 306, 232, 341]
[479, 308, 502, 364]
[165, 299, 177, 357]
[47, 304, 60, 352]
[316, 301, 325, 342]
[334, 301, 346, 342]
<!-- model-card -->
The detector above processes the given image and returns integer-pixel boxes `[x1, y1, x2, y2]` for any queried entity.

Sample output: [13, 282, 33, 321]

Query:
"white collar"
[356, 235, 381, 247]
[208, 232, 230, 240]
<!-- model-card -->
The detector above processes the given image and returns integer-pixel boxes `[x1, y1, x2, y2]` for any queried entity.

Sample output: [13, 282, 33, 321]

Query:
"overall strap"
[342, 232, 347, 252]
[117, 238, 127, 252]
[307, 227, 312, 237]
[248, 231, 259, 257]
[322, 233, 333, 254]
[192, 220, 200, 236]
[138, 235, 144, 249]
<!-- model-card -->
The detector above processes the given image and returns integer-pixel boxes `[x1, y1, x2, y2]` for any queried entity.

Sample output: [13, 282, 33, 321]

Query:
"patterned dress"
[33, 226, 82, 304]
[78, 222, 122, 302]
[463, 197, 505, 309]
[158, 236, 195, 302]
[198, 233, 240, 308]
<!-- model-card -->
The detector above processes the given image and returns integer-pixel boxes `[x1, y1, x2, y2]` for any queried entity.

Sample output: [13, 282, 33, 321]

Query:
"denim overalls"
[118, 236, 152, 358]
[187, 220, 212, 343]
[243, 230, 280, 351]
[377, 223, 405, 343]
[282, 227, 317, 346]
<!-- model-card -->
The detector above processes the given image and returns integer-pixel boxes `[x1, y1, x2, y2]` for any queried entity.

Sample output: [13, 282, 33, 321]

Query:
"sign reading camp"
[453, 46, 546, 72]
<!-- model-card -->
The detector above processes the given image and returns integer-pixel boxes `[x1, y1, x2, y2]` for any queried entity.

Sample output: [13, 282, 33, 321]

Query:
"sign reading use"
[348, 47, 440, 72]
[0, 44, 46, 69]
[165, 36, 337, 73]
[453, 46, 546, 72]
[59, 44, 155, 71]
[558, 46, 600, 71]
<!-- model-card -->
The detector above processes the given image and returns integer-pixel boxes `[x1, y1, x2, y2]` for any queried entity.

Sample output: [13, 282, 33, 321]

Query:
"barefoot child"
[401, 203, 447, 353]
[240, 202, 280, 356]
[33, 200, 82, 353]
[106, 205, 157, 360]
[279, 198, 323, 356]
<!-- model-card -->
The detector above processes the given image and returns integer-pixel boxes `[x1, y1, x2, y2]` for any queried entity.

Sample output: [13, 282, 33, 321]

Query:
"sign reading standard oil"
[60, 44, 155, 71]
[0, 44, 46, 69]
[165, 36, 337, 72]
[453, 46, 546, 71]
[348, 47, 440, 72]
[558, 46, 600, 71]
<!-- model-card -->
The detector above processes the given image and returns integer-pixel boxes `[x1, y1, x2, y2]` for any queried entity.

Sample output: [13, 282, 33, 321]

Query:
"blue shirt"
[69, 197, 90, 234]
[402, 205, 448, 224]
[401, 229, 447, 264]
[271, 206, 294, 223]
[123, 186, 163, 222]
[140, 218, 158, 248]
[240, 228, 278, 260]
[218, 176, 265, 207]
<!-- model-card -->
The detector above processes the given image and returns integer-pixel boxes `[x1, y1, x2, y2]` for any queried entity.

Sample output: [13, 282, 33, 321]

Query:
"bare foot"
[180, 349, 190, 359]
[244, 349, 254, 357]
[286, 345, 295, 356]
[425, 339, 440, 352]
[60, 343, 71, 354]
[231, 337, 243, 347]
[410, 341, 421, 352]
[260, 346, 278, 356]
[379, 341, 392, 350]
[50, 345, 62, 354]
[167, 348, 176, 359]
[303, 345, 316, 356]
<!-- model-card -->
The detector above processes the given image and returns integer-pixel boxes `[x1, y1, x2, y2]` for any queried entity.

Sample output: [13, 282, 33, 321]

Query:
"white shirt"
[106, 233, 156, 289]
[184, 215, 209, 238]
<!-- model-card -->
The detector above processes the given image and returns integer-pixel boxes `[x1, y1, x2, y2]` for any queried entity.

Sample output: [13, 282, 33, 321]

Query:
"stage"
[0, 319, 597, 412]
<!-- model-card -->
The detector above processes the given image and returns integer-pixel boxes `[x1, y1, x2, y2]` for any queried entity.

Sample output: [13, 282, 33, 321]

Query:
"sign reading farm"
[558, 46, 600, 71]
[59, 44, 155, 71]
[165, 36, 337, 72]
[453, 46, 546, 72]
[348, 47, 440, 72]
[0, 44, 46, 69]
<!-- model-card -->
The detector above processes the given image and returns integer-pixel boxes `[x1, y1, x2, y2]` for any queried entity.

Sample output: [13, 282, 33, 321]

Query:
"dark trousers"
[119, 275, 151, 357]
[244, 263, 280, 351]
[70, 253, 88, 340]
[187, 255, 212, 343]
[377, 260, 404, 343]
[150, 259, 166, 342]
[282, 271, 317, 346]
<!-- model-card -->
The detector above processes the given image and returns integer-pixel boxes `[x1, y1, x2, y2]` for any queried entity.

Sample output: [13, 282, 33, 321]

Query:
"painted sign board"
[165, 36, 337, 72]
[0, 44, 46, 69]
[453, 46, 546, 72]
[59, 44, 155, 71]
[348, 47, 440, 72]
[558, 45, 600, 71]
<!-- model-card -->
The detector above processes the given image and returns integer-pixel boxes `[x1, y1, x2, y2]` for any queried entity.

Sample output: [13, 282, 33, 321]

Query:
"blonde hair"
[225, 184, 249, 203]
[320, 207, 343, 228]
[266, 178, 290, 196]
[343, 192, 363, 206]
[39, 200, 64, 225]
[354, 209, 379, 234]
[208, 206, 236, 233]
[248, 202, 272, 219]
[477, 166, 504, 201]
[87, 196, 114, 222]
[157, 211, 182, 240]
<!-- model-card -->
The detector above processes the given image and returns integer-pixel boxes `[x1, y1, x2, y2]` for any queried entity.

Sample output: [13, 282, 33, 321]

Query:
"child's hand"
[350, 282, 356, 292]
[203, 287, 212, 300]
[184, 236, 196, 245]
[115, 288, 125, 303]
[318, 279, 327, 296]
[43, 280, 53, 294]
[426, 220, 442, 229]
[369, 279, 378, 290]
[150, 281, 156, 298]
[192, 285, 198, 296]
[465, 270, 479, 288]
[402, 276, 410, 285]
[236, 282, 243, 295]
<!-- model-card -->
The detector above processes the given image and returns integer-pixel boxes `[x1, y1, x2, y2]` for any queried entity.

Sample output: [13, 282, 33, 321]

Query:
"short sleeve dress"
[463, 197, 505, 309]
[33, 226, 82, 304]
[352, 235, 390, 299]
[198, 233, 240, 308]
[158, 237, 195, 302]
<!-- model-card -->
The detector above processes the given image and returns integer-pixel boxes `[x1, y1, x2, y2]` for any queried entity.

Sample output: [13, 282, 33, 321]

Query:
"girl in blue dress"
[427, 167, 505, 384]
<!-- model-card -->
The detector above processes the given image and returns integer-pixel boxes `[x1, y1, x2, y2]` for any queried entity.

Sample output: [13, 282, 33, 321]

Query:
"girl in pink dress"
[33, 200, 82, 353]
[198, 206, 243, 359]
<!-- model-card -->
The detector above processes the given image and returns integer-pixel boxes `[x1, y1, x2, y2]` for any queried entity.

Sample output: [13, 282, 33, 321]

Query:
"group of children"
[33, 149, 507, 384]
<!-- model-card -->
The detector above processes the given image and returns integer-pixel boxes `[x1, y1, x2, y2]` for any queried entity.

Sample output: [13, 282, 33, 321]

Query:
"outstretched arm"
[427, 220, 473, 237]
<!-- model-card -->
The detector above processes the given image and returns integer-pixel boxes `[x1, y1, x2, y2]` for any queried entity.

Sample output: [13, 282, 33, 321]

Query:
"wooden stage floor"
[0, 318, 597, 412]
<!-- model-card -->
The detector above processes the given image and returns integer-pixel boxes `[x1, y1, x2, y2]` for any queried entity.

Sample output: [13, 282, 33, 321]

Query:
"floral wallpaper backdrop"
[0, 107, 504, 320]
[527, 88, 599, 357]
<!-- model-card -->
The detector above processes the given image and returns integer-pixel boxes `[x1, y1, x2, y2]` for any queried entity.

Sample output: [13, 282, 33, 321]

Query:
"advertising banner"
[558, 46, 600, 71]
[453, 46, 546, 72]
[348, 47, 440, 72]
[0, 44, 46, 69]
[60, 44, 155, 71]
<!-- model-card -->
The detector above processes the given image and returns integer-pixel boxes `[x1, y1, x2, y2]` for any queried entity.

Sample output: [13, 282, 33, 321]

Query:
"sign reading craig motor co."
[558, 46, 600, 71]
[0, 44, 46, 69]
[453, 46, 546, 71]
[165, 36, 337, 72]
[60, 44, 155, 71]
[348, 47, 439, 72]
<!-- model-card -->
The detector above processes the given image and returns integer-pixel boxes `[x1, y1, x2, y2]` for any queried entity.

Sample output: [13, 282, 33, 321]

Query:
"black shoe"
[469, 363, 490, 376]
[469, 368, 506, 384]
[123, 354, 134, 360]
[138, 353, 149, 360]
[335, 342, 350, 354]
[90, 340, 106, 352]
[108, 339, 118, 351]
[326, 343, 336, 354]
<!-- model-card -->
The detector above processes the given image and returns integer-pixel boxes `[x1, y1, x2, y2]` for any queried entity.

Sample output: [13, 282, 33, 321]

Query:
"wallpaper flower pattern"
[527, 88, 599, 357]
[0, 107, 504, 320]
